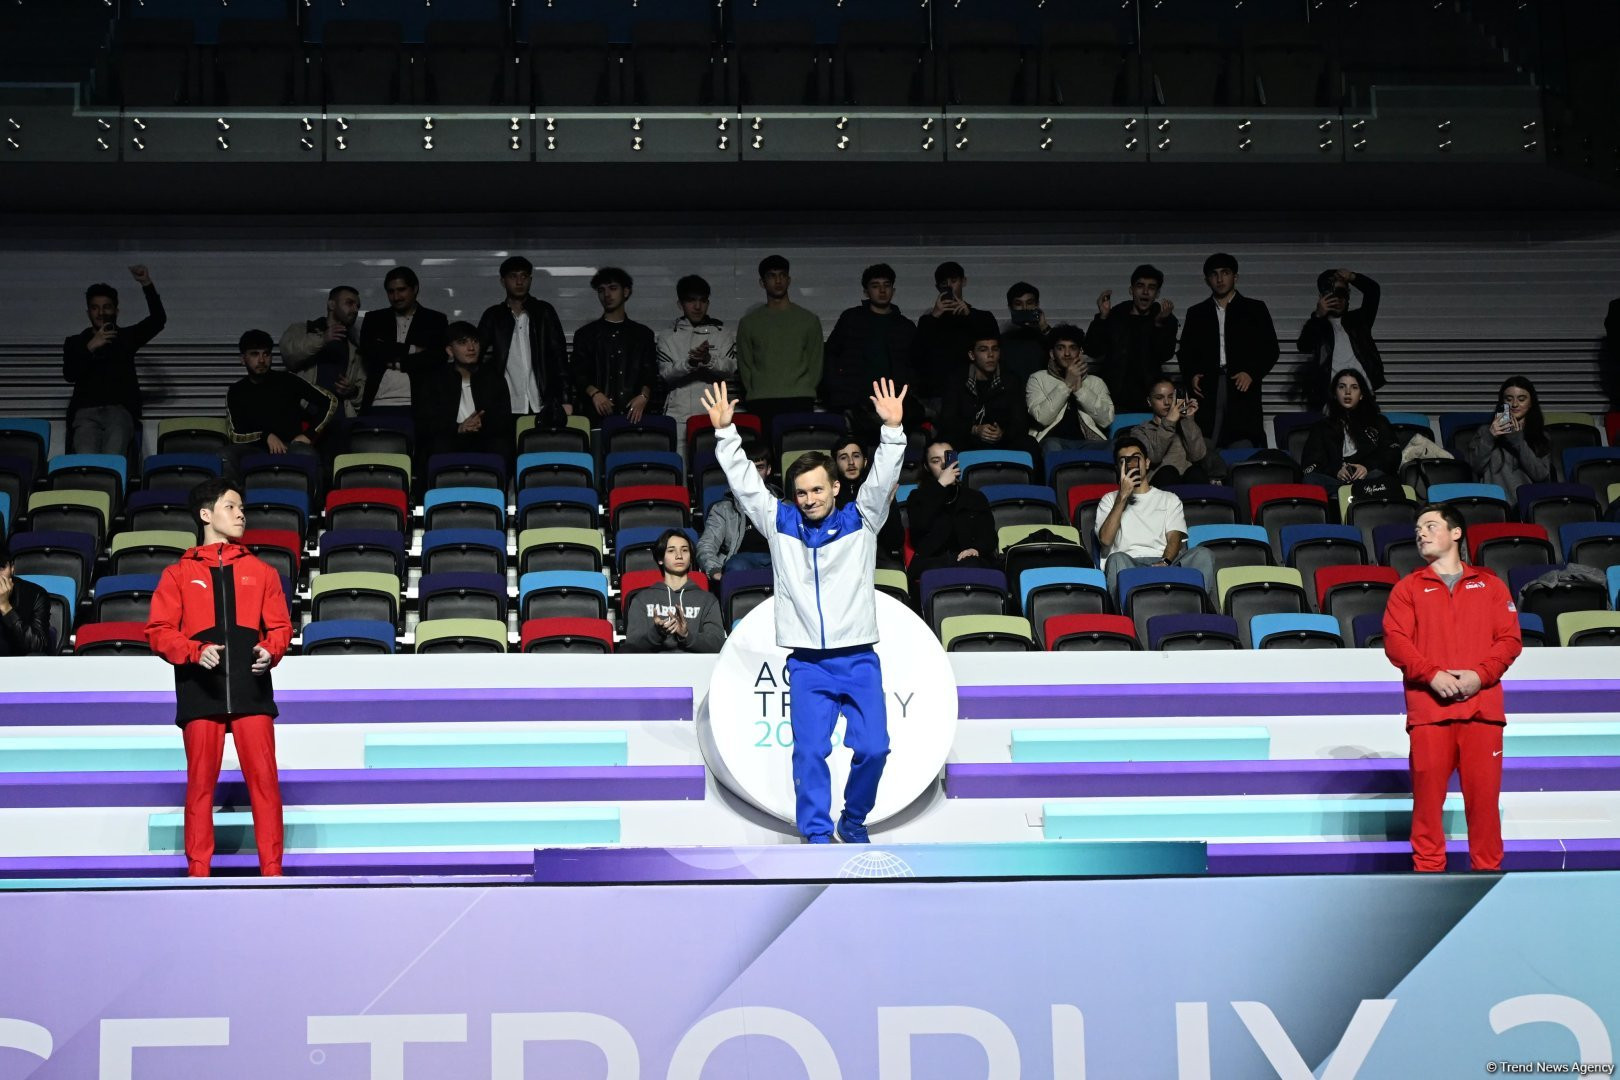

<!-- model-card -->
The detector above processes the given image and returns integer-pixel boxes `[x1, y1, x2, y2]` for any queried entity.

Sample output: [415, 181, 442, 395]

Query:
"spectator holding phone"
[910, 261, 1000, 413]
[1130, 376, 1223, 486]
[1300, 368, 1401, 496]
[1293, 268, 1384, 411]
[1094, 435, 1216, 598]
[63, 265, 167, 455]
[999, 281, 1051, 386]
[1087, 264, 1178, 410]
[907, 439, 998, 588]
[1464, 375, 1552, 501]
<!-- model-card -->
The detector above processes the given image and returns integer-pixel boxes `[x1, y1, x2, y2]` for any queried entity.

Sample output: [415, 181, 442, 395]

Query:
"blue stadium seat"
[956, 449, 1034, 489]
[1107, 412, 1151, 440]
[0, 419, 51, 475]
[1438, 412, 1494, 455]
[19, 574, 76, 653]
[1118, 565, 1208, 641]
[1560, 522, 1620, 572]
[517, 452, 595, 490]
[424, 486, 506, 532]
[426, 452, 507, 491]
[302, 619, 397, 656]
[519, 570, 610, 622]
[47, 453, 127, 509]
[614, 526, 699, 575]
[420, 528, 508, 576]
[604, 451, 684, 490]
[1426, 481, 1512, 528]
[1563, 448, 1620, 510]
[244, 488, 310, 536]
[91, 572, 161, 623]
[517, 486, 599, 530]
[1251, 612, 1343, 649]
[1019, 567, 1111, 643]
[9, 531, 96, 600]
[1517, 483, 1601, 553]
[918, 567, 1009, 635]
[139, 452, 220, 491]
[318, 529, 407, 578]
[1146, 613, 1241, 651]
[981, 484, 1061, 530]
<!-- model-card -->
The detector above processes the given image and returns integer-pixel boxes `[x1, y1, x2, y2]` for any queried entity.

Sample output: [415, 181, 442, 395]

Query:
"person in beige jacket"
[280, 284, 365, 418]
[1025, 323, 1114, 454]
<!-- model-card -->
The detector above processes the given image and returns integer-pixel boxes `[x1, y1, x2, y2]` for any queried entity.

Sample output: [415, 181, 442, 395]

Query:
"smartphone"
[944, 450, 959, 468]
[1010, 308, 1040, 326]
[938, 283, 955, 299]
[1498, 401, 1514, 426]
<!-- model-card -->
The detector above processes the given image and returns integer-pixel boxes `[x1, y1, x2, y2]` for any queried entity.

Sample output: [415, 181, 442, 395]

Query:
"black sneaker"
[835, 816, 870, 844]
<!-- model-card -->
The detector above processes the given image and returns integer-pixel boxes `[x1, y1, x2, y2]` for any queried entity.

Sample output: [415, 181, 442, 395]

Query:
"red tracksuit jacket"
[146, 543, 293, 725]
[1382, 562, 1522, 726]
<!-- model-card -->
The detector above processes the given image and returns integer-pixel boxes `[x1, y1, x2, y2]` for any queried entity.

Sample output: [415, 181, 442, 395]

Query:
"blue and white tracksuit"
[716, 422, 906, 839]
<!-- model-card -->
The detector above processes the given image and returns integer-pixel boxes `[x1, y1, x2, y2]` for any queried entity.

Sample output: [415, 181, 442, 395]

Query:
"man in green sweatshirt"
[737, 254, 824, 439]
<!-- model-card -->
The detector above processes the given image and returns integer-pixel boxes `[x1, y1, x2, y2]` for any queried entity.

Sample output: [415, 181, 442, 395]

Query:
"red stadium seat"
[519, 617, 615, 654]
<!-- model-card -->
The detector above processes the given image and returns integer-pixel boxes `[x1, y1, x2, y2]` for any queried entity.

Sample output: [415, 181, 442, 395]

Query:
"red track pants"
[1409, 719, 1504, 873]
[182, 714, 283, 877]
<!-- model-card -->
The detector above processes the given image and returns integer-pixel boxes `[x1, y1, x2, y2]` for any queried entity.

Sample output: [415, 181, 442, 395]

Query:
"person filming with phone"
[1463, 375, 1552, 501]
[1094, 436, 1216, 599]
[1129, 376, 1224, 487]
[907, 440, 999, 590]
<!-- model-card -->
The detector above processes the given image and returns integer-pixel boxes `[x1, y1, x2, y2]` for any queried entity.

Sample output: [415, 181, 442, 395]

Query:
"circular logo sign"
[697, 593, 959, 829]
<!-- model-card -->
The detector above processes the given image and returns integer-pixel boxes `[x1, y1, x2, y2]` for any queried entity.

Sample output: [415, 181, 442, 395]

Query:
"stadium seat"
[1280, 524, 1366, 602]
[517, 487, 599, 532]
[73, 621, 151, 656]
[720, 569, 774, 627]
[874, 567, 909, 605]
[1066, 483, 1118, 553]
[1425, 482, 1513, 529]
[520, 617, 615, 654]
[1316, 564, 1399, 642]
[686, 412, 762, 464]
[9, 531, 95, 601]
[1165, 485, 1240, 530]
[1517, 612, 1547, 648]
[0, 457, 35, 530]
[958, 449, 1035, 490]
[0, 492, 9, 539]
[1217, 566, 1308, 647]
[1557, 611, 1620, 647]
[614, 527, 698, 576]
[1146, 613, 1241, 651]
[0, 418, 51, 476]
[317, 529, 405, 578]
[609, 484, 692, 533]
[518, 527, 604, 575]
[301, 619, 397, 656]
[1106, 413, 1151, 441]
[515, 413, 591, 456]
[325, 487, 408, 534]
[1352, 611, 1387, 649]
[1271, 412, 1319, 462]
[1383, 411, 1438, 446]
[518, 452, 596, 491]
[982, 484, 1061, 532]
[1252, 612, 1343, 649]
[333, 452, 412, 493]
[1186, 525, 1274, 580]
[1399, 457, 1473, 501]
[771, 412, 846, 456]
[1611, 566, 1620, 610]
[519, 570, 610, 622]
[20, 574, 76, 652]
[155, 416, 229, 455]
[47, 454, 127, 512]
[1438, 412, 1494, 456]
[418, 571, 508, 622]
[1343, 483, 1420, 557]
[415, 618, 509, 655]
[1019, 566, 1111, 631]
[28, 489, 110, 545]
[423, 487, 505, 533]
[240, 451, 321, 503]
[1517, 483, 1601, 551]
[425, 452, 506, 492]
[1042, 613, 1138, 652]
[601, 414, 678, 457]
[1508, 564, 1611, 645]
[1561, 523, 1620, 573]
[1228, 454, 1303, 524]
[619, 568, 710, 600]
[940, 614, 1034, 652]
[1542, 412, 1603, 480]
[122, 490, 190, 534]
[1371, 521, 1422, 578]
[1000, 524, 1092, 590]
[1045, 449, 1115, 523]
[139, 452, 219, 492]
[919, 567, 1009, 636]
[1118, 565, 1208, 643]
[310, 571, 400, 626]
[1564, 448, 1620, 510]
[109, 530, 193, 576]
[421, 528, 507, 576]
[604, 451, 684, 491]
[1249, 483, 1329, 549]
[241, 528, 302, 580]
[1466, 523, 1556, 581]
[423, 19, 512, 106]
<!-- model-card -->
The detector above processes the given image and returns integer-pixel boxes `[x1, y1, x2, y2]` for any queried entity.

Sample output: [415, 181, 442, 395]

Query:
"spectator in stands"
[907, 439, 998, 584]
[356, 266, 449, 419]
[910, 261, 1001, 413]
[698, 441, 779, 582]
[421, 321, 513, 461]
[621, 530, 726, 654]
[1177, 253, 1279, 449]
[821, 263, 918, 442]
[1293, 268, 1384, 410]
[1087, 264, 1178, 410]
[832, 435, 905, 567]
[1464, 375, 1552, 500]
[1300, 369, 1402, 494]
[737, 255, 823, 434]
[63, 265, 166, 455]
[1382, 501, 1522, 873]
[222, 330, 337, 482]
[0, 539, 52, 657]
[477, 255, 571, 432]
[574, 267, 657, 427]
[281, 285, 364, 417]
[658, 273, 737, 458]
[1132, 376, 1223, 486]
[1094, 435, 1216, 597]
[1026, 324, 1114, 455]
[938, 334, 1038, 459]
[999, 281, 1050, 386]
[146, 477, 291, 877]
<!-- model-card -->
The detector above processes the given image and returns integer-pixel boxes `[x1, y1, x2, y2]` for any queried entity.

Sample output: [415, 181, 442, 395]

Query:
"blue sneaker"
[835, 816, 869, 844]
[805, 834, 833, 844]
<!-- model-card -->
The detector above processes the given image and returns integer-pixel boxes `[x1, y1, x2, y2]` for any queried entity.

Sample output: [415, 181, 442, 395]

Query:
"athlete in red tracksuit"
[146, 478, 292, 877]
[1382, 503, 1522, 872]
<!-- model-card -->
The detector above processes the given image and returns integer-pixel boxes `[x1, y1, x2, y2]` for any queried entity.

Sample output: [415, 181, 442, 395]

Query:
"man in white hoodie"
[1025, 323, 1114, 455]
[658, 273, 738, 461]
[703, 377, 908, 844]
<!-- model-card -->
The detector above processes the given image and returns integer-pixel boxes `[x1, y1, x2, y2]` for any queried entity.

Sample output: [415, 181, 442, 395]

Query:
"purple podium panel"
[1207, 838, 1620, 875]
[0, 765, 707, 808]
[0, 851, 539, 880]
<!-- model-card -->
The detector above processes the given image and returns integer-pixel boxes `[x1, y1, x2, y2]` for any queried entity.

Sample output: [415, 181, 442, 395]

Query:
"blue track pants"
[785, 644, 890, 840]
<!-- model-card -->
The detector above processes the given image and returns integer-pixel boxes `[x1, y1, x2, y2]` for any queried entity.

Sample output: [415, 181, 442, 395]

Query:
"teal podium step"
[363, 731, 629, 769]
[1505, 723, 1620, 758]
[0, 736, 185, 773]
[1012, 726, 1270, 763]
[1043, 795, 1472, 841]
[147, 805, 621, 852]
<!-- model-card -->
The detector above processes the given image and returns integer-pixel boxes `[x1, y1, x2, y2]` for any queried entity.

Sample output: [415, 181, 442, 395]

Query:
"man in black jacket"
[1087, 263, 1179, 410]
[476, 255, 571, 431]
[1293, 268, 1384, 410]
[573, 267, 657, 426]
[821, 263, 919, 441]
[223, 330, 338, 482]
[938, 334, 1037, 459]
[422, 321, 513, 461]
[909, 260, 1001, 412]
[356, 266, 449, 418]
[1177, 253, 1279, 449]
[907, 440, 998, 588]
[0, 540, 53, 656]
[62, 265, 167, 455]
